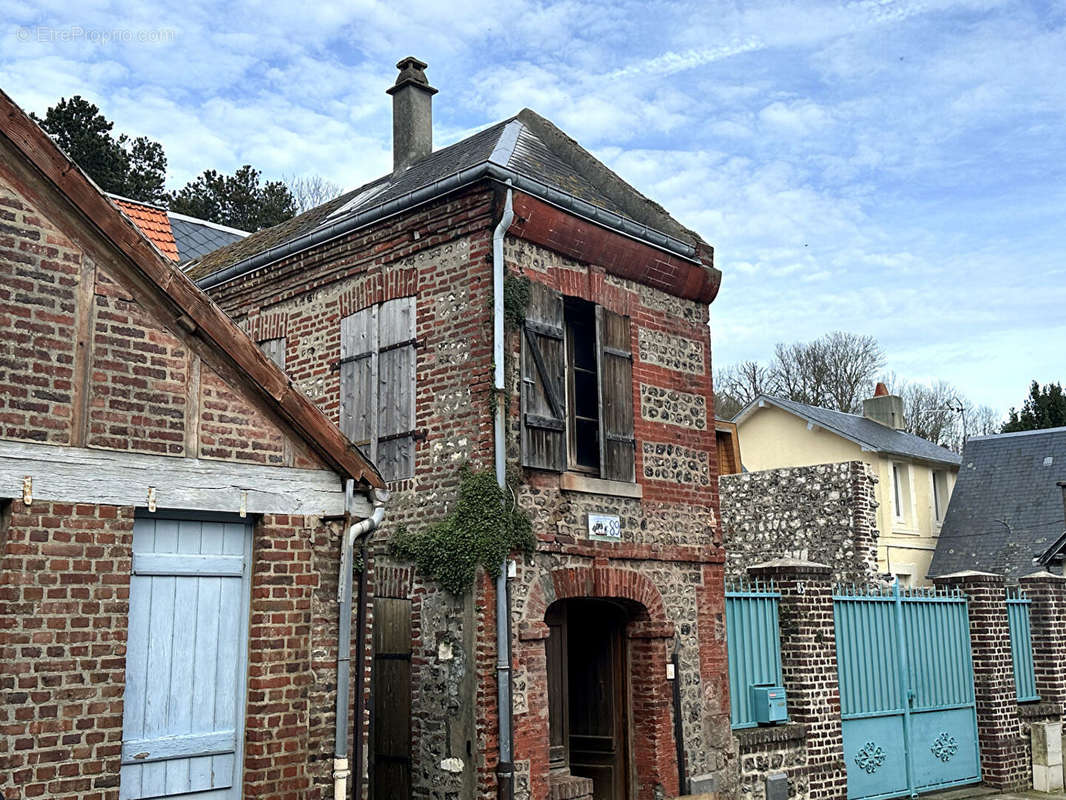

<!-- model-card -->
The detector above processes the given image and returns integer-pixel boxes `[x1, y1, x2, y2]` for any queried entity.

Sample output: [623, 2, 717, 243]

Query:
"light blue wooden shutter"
[120, 516, 252, 800]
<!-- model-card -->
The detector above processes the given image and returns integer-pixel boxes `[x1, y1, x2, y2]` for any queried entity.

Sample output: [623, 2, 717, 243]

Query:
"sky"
[1, 0, 1064, 415]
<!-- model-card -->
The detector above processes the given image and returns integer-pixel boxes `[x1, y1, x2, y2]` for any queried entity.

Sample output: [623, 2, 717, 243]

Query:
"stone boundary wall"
[719, 461, 880, 585]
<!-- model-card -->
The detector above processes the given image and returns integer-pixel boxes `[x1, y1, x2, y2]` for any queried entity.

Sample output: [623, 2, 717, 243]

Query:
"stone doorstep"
[548, 772, 594, 800]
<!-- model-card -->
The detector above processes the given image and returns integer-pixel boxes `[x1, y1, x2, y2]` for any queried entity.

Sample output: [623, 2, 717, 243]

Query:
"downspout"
[493, 181, 515, 800]
[335, 483, 388, 800]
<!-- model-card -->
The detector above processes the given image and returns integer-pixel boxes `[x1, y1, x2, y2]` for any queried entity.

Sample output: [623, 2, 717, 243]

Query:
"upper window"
[892, 462, 911, 526]
[339, 297, 417, 482]
[520, 282, 635, 482]
[932, 470, 948, 522]
[257, 337, 286, 370]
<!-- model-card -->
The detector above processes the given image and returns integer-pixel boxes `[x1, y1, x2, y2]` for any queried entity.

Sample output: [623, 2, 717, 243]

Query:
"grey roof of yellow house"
[733, 395, 963, 467]
[187, 108, 710, 285]
[928, 427, 1066, 580]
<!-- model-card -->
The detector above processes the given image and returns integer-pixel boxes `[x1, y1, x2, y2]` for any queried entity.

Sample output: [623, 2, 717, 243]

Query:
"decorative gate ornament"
[854, 742, 887, 774]
[931, 732, 959, 763]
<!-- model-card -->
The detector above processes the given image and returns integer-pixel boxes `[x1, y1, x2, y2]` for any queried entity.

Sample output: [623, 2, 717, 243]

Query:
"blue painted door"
[834, 584, 980, 800]
[120, 516, 253, 800]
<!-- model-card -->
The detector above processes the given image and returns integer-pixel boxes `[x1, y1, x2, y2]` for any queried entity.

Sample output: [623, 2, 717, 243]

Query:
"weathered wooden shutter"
[340, 299, 417, 483]
[371, 597, 412, 800]
[340, 305, 377, 461]
[521, 282, 566, 471]
[376, 297, 416, 481]
[596, 307, 635, 482]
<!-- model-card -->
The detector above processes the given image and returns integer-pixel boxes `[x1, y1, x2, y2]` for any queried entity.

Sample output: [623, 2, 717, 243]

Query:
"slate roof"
[186, 108, 706, 281]
[734, 395, 963, 467]
[168, 212, 248, 264]
[928, 427, 1066, 580]
[109, 196, 179, 261]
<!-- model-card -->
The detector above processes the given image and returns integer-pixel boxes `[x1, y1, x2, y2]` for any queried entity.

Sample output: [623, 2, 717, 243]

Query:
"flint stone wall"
[719, 461, 880, 585]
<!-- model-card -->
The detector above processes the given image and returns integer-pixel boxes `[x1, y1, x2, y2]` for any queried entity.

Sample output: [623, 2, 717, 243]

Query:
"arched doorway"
[545, 598, 636, 800]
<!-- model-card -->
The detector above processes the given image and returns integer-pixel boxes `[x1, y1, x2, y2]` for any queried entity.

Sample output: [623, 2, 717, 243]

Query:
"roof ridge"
[970, 426, 1066, 442]
[167, 210, 250, 236]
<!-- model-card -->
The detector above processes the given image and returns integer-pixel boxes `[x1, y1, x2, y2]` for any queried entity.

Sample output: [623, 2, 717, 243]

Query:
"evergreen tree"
[32, 96, 167, 204]
[1002, 381, 1066, 432]
[169, 165, 296, 231]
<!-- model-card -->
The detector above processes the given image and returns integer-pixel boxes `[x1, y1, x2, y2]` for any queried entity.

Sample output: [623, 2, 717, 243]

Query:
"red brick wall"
[0, 186, 81, 445]
[0, 500, 133, 800]
[0, 170, 328, 469]
[87, 269, 189, 455]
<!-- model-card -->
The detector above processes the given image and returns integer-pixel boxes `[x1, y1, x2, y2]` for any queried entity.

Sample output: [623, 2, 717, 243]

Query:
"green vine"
[388, 466, 534, 595]
[503, 272, 531, 331]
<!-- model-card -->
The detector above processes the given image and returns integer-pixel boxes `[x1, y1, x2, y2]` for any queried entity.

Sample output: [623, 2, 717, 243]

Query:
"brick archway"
[515, 565, 679, 800]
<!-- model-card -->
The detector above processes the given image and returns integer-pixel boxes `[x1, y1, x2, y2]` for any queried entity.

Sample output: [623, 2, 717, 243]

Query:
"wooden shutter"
[340, 306, 377, 461]
[521, 282, 566, 471]
[596, 307, 635, 482]
[371, 597, 412, 800]
[376, 297, 416, 481]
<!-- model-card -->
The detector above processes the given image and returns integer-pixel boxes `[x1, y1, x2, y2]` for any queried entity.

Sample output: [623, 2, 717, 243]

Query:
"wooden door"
[120, 515, 252, 800]
[371, 597, 412, 799]
[567, 603, 629, 800]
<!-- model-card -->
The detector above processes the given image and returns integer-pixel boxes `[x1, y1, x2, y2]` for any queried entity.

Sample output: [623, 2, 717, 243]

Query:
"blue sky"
[2, 0, 1064, 414]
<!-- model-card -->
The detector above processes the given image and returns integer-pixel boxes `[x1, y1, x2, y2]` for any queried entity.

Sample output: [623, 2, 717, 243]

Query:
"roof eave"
[194, 161, 713, 296]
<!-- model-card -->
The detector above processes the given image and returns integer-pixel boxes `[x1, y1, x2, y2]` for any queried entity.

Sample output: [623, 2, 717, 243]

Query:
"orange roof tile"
[111, 197, 180, 261]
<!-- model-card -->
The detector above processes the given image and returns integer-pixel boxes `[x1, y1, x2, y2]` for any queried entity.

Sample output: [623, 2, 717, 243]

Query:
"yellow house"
[732, 390, 961, 585]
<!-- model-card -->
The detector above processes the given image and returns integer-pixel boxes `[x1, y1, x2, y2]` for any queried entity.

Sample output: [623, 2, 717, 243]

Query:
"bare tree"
[714, 361, 771, 419]
[285, 174, 344, 214]
[769, 331, 884, 412]
[898, 379, 961, 447]
[966, 404, 1003, 438]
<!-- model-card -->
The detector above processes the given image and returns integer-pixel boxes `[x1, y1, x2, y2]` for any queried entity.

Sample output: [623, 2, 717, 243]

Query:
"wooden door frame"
[546, 597, 633, 800]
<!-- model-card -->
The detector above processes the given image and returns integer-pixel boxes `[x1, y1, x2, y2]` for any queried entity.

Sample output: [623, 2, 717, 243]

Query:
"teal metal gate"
[834, 583, 980, 800]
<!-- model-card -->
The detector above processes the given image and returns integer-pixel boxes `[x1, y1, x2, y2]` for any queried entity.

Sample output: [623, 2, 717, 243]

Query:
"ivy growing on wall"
[388, 466, 535, 595]
[503, 272, 531, 331]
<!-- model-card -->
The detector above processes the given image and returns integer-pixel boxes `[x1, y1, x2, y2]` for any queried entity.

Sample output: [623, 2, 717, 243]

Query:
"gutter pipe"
[492, 182, 515, 800]
[335, 483, 388, 800]
[195, 163, 698, 292]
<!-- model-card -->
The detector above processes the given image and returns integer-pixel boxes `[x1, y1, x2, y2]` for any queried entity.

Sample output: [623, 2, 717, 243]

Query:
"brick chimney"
[387, 57, 437, 173]
[862, 382, 906, 430]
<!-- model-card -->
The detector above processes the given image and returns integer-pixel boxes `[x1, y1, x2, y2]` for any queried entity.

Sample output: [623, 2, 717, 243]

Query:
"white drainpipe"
[335, 483, 388, 800]
[492, 182, 515, 800]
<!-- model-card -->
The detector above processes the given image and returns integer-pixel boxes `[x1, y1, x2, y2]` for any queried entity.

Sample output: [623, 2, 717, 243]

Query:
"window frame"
[563, 298, 601, 475]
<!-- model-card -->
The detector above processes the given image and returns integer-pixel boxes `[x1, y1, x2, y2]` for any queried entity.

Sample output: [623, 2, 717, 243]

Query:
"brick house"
[0, 89, 385, 800]
[189, 59, 731, 800]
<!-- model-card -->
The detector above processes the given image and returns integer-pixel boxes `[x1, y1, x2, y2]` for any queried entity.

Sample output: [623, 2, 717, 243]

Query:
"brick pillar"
[515, 620, 552, 800]
[748, 559, 847, 799]
[628, 621, 679, 800]
[1019, 572, 1066, 713]
[933, 571, 1029, 790]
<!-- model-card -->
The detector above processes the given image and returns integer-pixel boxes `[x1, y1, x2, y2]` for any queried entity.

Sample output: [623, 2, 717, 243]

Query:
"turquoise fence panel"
[1006, 589, 1039, 702]
[725, 580, 784, 729]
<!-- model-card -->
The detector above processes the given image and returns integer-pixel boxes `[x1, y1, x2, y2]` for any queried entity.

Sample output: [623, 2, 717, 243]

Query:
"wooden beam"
[0, 440, 372, 518]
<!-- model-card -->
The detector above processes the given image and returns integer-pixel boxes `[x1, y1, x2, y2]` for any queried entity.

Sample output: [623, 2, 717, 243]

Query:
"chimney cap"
[387, 56, 438, 96]
[874, 382, 890, 397]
